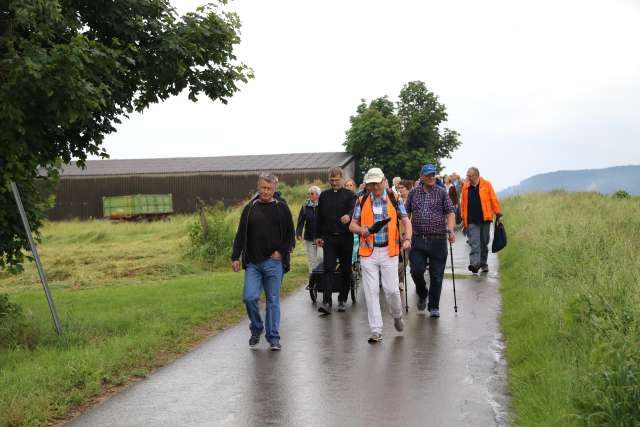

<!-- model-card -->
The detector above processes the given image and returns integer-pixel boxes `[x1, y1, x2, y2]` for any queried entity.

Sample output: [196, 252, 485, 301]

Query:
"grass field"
[499, 191, 640, 426]
[0, 184, 314, 427]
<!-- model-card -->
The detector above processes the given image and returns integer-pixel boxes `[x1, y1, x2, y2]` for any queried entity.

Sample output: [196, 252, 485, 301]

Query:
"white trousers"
[360, 246, 403, 334]
[303, 240, 323, 273]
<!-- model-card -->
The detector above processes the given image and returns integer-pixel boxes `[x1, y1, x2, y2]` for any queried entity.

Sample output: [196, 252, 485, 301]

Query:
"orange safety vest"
[358, 192, 399, 257]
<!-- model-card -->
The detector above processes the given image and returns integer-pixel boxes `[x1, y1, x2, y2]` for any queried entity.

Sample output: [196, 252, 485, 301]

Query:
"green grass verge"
[0, 270, 306, 427]
[499, 192, 640, 426]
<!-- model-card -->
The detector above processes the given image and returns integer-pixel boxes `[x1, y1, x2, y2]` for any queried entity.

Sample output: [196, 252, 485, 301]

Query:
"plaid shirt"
[353, 190, 408, 245]
[406, 184, 455, 235]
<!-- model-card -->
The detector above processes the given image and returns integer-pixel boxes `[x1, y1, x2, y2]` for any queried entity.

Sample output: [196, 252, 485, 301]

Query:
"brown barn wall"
[47, 169, 332, 220]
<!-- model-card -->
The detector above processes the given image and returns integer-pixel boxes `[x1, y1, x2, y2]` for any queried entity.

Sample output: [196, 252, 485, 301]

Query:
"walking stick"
[449, 240, 458, 313]
[402, 250, 409, 313]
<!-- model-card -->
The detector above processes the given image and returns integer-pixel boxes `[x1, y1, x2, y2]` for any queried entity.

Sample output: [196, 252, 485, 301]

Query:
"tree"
[0, 0, 253, 271]
[344, 96, 403, 180]
[344, 81, 461, 180]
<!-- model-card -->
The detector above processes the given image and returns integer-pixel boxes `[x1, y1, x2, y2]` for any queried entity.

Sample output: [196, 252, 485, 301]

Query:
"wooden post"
[196, 197, 209, 238]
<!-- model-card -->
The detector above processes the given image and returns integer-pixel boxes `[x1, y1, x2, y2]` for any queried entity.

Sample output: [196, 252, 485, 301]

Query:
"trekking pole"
[402, 250, 409, 313]
[449, 240, 458, 313]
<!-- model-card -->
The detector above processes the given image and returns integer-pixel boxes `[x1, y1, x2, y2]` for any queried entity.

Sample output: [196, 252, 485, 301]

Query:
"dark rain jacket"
[231, 195, 295, 273]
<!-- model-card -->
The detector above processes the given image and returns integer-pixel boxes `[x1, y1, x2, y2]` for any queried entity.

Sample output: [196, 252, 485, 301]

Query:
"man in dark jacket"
[232, 173, 295, 351]
[315, 167, 357, 314]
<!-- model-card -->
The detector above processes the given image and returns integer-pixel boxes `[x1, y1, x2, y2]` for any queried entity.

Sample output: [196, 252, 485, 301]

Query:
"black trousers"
[321, 233, 353, 304]
[409, 236, 448, 310]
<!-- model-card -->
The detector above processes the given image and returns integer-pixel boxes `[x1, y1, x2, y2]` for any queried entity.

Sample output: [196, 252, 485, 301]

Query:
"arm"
[489, 183, 503, 222]
[231, 204, 249, 261]
[296, 205, 305, 238]
[279, 205, 296, 255]
[349, 218, 370, 237]
[314, 193, 324, 240]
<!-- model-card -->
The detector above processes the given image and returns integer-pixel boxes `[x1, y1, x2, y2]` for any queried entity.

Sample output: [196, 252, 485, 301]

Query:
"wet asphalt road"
[68, 232, 509, 426]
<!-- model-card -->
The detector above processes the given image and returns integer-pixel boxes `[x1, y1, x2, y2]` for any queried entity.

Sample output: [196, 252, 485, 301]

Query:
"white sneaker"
[367, 332, 382, 343]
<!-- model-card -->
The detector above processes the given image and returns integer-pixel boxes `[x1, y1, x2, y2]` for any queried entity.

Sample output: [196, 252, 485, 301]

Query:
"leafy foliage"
[0, 293, 33, 349]
[187, 203, 235, 268]
[0, 0, 252, 271]
[344, 81, 461, 180]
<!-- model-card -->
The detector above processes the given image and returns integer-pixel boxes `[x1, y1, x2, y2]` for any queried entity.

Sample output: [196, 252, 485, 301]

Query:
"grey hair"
[308, 185, 321, 196]
[328, 166, 343, 178]
[468, 167, 480, 176]
[257, 172, 278, 185]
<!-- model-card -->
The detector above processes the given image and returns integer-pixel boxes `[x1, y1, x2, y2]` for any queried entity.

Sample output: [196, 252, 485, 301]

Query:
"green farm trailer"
[102, 194, 173, 220]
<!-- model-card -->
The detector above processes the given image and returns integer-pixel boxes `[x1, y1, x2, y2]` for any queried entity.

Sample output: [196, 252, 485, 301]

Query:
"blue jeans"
[243, 258, 283, 342]
[409, 236, 448, 310]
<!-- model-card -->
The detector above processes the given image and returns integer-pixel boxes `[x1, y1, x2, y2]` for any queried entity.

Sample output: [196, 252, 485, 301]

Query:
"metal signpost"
[10, 181, 62, 335]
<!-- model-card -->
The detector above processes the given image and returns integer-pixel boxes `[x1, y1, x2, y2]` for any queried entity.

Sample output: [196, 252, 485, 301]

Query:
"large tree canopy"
[0, 0, 252, 271]
[344, 81, 461, 181]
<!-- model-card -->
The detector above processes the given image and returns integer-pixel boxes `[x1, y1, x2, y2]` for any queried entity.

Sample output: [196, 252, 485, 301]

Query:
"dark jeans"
[322, 233, 353, 304]
[409, 235, 448, 310]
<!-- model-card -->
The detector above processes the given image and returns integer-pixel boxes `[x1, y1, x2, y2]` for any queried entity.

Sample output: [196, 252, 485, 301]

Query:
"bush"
[186, 203, 235, 268]
[613, 190, 631, 199]
[0, 293, 27, 349]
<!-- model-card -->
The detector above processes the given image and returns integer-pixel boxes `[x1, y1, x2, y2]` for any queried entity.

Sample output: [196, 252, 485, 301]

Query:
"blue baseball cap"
[420, 164, 437, 176]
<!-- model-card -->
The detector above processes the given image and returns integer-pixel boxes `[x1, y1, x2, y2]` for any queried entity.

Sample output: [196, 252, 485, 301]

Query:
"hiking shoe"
[417, 297, 427, 311]
[367, 333, 383, 344]
[468, 264, 479, 273]
[269, 340, 281, 351]
[481, 264, 489, 273]
[337, 301, 346, 312]
[249, 333, 261, 348]
[318, 303, 331, 315]
[429, 308, 440, 318]
[393, 317, 404, 332]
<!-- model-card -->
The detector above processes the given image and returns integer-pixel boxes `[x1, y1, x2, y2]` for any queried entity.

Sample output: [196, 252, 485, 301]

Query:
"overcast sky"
[98, 0, 640, 191]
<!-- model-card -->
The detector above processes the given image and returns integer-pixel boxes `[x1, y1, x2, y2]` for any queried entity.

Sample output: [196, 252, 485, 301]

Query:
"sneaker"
[269, 340, 281, 351]
[318, 303, 331, 315]
[468, 264, 479, 273]
[429, 308, 440, 318]
[393, 317, 404, 332]
[249, 333, 261, 348]
[337, 301, 346, 312]
[367, 333, 383, 344]
[417, 297, 427, 311]
[481, 264, 489, 273]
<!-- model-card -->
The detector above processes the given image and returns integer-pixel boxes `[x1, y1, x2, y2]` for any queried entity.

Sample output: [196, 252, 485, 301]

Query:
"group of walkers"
[231, 165, 502, 350]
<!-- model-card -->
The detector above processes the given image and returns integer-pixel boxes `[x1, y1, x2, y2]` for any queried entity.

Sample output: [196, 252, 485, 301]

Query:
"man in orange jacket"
[460, 167, 503, 273]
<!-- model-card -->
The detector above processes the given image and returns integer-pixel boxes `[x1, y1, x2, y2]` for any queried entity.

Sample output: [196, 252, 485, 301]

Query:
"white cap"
[363, 167, 385, 184]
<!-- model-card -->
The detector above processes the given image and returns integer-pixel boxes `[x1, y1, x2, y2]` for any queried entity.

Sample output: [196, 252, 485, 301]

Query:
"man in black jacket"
[315, 167, 357, 314]
[232, 173, 295, 351]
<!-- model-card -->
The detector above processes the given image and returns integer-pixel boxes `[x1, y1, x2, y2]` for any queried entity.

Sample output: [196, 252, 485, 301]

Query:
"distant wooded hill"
[499, 165, 640, 197]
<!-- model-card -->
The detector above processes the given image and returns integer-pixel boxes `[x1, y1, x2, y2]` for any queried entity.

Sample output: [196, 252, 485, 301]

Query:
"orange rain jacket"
[460, 177, 501, 228]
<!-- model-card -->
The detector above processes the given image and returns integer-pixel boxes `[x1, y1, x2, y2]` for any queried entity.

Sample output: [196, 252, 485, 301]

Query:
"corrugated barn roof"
[60, 152, 354, 177]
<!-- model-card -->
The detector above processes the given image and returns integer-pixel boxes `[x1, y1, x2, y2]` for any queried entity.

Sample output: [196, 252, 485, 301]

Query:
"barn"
[47, 152, 355, 220]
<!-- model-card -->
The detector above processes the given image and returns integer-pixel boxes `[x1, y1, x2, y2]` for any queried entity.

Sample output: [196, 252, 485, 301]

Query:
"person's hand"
[315, 238, 324, 248]
[402, 239, 411, 251]
[497, 216, 504, 225]
[340, 214, 350, 224]
[360, 227, 370, 238]
[296, 234, 302, 241]
[271, 250, 282, 260]
[448, 231, 456, 244]
[231, 260, 241, 272]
